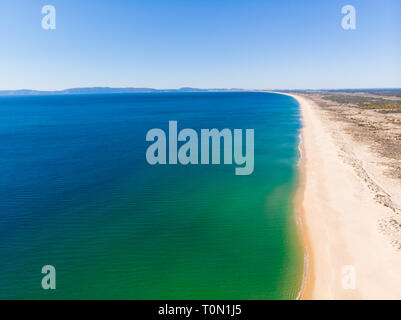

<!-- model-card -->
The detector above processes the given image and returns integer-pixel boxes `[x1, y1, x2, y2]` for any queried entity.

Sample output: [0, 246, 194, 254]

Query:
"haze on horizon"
[1, 0, 400, 91]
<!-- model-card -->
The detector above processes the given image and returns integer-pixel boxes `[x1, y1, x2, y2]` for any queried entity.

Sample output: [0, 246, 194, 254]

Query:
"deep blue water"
[0, 92, 303, 299]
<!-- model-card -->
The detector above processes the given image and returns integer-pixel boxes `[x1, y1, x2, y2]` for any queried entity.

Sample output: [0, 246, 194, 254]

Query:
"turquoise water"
[0, 92, 302, 299]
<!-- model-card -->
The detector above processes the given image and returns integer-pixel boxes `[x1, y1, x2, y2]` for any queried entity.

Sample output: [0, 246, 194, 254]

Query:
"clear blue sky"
[1, 0, 400, 90]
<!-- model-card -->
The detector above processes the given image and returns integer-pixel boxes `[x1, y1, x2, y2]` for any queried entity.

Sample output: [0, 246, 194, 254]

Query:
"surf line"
[146, 121, 254, 175]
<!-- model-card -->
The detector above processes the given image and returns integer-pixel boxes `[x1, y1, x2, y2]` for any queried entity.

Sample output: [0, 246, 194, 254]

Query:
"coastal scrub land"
[282, 90, 401, 299]
[304, 90, 401, 222]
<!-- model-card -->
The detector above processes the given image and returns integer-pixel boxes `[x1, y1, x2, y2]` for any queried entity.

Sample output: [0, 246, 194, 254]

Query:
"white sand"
[283, 93, 401, 300]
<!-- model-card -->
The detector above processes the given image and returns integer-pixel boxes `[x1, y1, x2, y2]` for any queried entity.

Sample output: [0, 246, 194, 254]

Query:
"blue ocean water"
[0, 92, 302, 299]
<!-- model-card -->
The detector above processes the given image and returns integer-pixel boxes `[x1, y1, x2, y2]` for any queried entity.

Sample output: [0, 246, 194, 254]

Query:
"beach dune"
[285, 93, 401, 300]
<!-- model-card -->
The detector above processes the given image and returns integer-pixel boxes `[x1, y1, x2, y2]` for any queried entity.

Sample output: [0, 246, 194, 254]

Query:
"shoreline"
[294, 130, 313, 300]
[295, 132, 314, 300]
[275, 91, 401, 299]
[276, 92, 313, 300]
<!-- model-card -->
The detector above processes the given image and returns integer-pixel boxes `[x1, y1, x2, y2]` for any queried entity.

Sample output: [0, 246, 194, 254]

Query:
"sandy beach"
[283, 93, 401, 300]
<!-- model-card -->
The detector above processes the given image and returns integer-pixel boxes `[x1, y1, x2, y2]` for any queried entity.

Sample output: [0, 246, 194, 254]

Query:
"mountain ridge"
[0, 87, 245, 96]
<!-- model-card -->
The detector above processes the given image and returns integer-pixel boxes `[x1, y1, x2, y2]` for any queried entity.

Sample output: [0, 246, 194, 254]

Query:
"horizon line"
[0, 86, 400, 96]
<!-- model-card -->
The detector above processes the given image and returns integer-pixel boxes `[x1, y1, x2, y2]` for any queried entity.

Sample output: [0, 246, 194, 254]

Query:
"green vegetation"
[321, 89, 401, 98]
[360, 105, 401, 113]
[368, 90, 401, 98]
[322, 94, 401, 113]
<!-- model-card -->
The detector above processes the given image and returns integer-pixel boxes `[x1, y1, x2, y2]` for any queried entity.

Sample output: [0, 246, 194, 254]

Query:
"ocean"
[0, 92, 303, 299]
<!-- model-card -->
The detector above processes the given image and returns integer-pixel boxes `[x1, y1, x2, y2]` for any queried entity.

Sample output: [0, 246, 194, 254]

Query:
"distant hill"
[0, 87, 245, 96]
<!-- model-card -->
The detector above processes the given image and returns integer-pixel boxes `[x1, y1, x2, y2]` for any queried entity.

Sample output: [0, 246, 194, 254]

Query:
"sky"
[0, 0, 400, 90]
